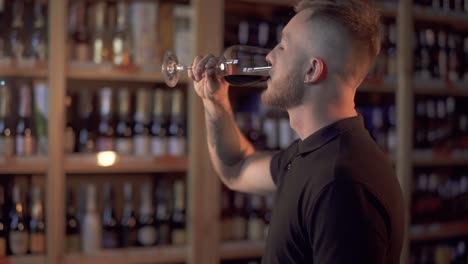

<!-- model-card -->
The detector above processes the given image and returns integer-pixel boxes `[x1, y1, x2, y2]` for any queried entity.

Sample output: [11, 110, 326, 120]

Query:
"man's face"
[262, 11, 311, 110]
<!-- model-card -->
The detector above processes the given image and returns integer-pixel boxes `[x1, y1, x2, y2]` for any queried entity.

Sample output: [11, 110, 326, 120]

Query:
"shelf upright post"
[396, 0, 414, 263]
[47, 0, 67, 263]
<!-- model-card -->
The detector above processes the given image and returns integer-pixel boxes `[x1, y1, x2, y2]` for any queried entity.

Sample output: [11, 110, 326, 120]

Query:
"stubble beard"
[261, 71, 304, 110]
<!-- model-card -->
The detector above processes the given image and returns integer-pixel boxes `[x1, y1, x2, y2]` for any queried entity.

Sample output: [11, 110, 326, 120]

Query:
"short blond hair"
[295, 0, 381, 62]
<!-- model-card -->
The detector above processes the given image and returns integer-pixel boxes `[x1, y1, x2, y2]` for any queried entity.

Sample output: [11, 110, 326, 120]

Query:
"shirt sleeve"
[308, 180, 390, 264]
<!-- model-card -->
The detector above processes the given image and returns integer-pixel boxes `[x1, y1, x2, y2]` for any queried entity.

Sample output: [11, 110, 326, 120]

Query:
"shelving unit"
[219, 241, 264, 260]
[0, 66, 48, 78]
[0, 255, 47, 264]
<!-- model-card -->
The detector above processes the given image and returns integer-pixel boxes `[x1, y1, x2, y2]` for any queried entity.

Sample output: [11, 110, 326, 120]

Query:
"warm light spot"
[97, 151, 117, 167]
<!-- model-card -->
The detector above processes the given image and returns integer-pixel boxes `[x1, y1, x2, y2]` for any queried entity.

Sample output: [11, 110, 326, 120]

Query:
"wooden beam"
[396, 0, 413, 263]
[47, 0, 67, 264]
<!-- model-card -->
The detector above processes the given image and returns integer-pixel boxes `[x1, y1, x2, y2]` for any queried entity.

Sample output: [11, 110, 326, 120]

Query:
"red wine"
[224, 75, 268, 86]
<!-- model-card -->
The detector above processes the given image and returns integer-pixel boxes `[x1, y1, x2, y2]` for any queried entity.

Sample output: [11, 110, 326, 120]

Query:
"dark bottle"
[0, 186, 6, 257]
[168, 90, 186, 156]
[112, 2, 130, 66]
[415, 100, 428, 151]
[386, 23, 397, 78]
[16, 83, 35, 156]
[150, 89, 168, 157]
[154, 180, 171, 245]
[65, 188, 80, 253]
[419, 29, 432, 80]
[76, 90, 95, 153]
[437, 30, 448, 80]
[101, 183, 119, 249]
[220, 187, 233, 241]
[115, 88, 133, 155]
[133, 89, 151, 156]
[246, 113, 267, 150]
[231, 192, 247, 241]
[9, 184, 29, 255]
[29, 186, 45, 254]
[447, 33, 460, 82]
[9, 0, 26, 61]
[30, 0, 47, 64]
[120, 183, 137, 248]
[65, 93, 76, 154]
[71, 1, 90, 63]
[370, 107, 388, 152]
[96, 88, 115, 152]
[171, 180, 186, 245]
[247, 195, 265, 241]
[137, 184, 157, 247]
[0, 82, 13, 157]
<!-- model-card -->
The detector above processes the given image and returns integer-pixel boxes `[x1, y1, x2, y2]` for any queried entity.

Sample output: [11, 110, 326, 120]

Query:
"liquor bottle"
[171, 180, 186, 245]
[386, 23, 397, 78]
[150, 89, 168, 157]
[71, 1, 90, 63]
[9, 0, 26, 64]
[66, 188, 80, 253]
[101, 183, 119, 249]
[76, 90, 95, 153]
[34, 81, 48, 155]
[30, 0, 47, 64]
[9, 184, 29, 255]
[221, 187, 233, 241]
[231, 192, 247, 240]
[0, 186, 6, 257]
[0, 0, 8, 64]
[263, 195, 274, 238]
[419, 29, 432, 80]
[247, 195, 265, 241]
[0, 82, 13, 157]
[438, 30, 448, 80]
[386, 105, 397, 158]
[91, 2, 108, 65]
[246, 113, 266, 150]
[29, 186, 45, 254]
[370, 107, 387, 152]
[133, 89, 151, 156]
[120, 182, 137, 248]
[96, 87, 115, 152]
[115, 88, 133, 155]
[130, 2, 157, 69]
[16, 83, 35, 156]
[137, 184, 157, 247]
[81, 184, 100, 254]
[262, 110, 278, 151]
[426, 100, 437, 151]
[415, 100, 428, 151]
[112, 2, 130, 66]
[168, 90, 186, 156]
[64, 93, 75, 154]
[278, 111, 291, 150]
[155, 180, 171, 245]
[448, 33, 460, 82]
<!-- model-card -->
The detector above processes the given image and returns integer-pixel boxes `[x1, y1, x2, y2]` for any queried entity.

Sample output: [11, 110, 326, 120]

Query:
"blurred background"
[0, 0, 464, 263]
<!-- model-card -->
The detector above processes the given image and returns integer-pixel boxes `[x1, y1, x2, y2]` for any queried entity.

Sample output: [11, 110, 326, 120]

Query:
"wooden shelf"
[65, 246, 187, 264]
[65, 154, 188, 174]
[220, 240, 265, 260]
[1, 255, 46, 264]
[0, 66, 48, 78]
[0, 156, 47, 174]
[68, 67, 189, 84]
[413, 155, 468, 167]
[411, 221, 468, 241]
[413, 6, 468, 29]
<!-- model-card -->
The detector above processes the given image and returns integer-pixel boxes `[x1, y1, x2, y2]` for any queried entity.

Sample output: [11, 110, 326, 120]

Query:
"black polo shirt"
[262, 115, 404, 264]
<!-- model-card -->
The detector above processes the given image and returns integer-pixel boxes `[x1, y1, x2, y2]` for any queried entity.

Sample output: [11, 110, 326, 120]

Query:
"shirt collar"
[297, 115, 365, 156]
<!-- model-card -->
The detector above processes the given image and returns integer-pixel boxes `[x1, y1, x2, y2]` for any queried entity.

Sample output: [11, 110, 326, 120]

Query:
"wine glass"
[161, 45, 271, 87]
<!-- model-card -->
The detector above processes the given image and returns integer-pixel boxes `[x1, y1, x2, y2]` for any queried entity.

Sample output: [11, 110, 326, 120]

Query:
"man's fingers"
[189, 55, 202, 81]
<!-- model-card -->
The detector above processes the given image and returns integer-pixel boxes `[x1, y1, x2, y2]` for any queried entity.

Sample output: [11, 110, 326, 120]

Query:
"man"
[189, 0, 404, 263]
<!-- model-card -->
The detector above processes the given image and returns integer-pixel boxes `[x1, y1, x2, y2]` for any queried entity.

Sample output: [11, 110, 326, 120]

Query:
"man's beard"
[261, 71, 304, 110]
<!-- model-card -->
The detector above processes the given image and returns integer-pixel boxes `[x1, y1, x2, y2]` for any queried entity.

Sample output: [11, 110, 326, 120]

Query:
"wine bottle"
[9, 184, 29, 255]
[120, 182, 137, 248]
[31, 0, 47, 64]
[102, 183, 119, 249]
[71, 1, 90, 63]
[96, 87, 115, 152]
[112, 2, 130, 66]
[221, 187, 233, 241]
[64, 93, 75, 154]
[137, 184, 157, 247]
[150, 89, 168, 157]
[9, 0, 26, 63]
[66, 187, 80, 253]
[247, 195, 265, 241]
[155, 180, 171, 245]
[34, 81, 48, 155]
[16, 82, 35, 156]
[168, 90, 186, 156]
[115, 88, 133, 155]
[0, 82, 13, 157]
[133, 88, 151, 156]
[0, 186, 6, 257]
[92, 2, 107, 64]
[29, 186, 45, 254]
[76, 90, 95, 153]
[81, 184, 100, 254]
[171, 180, 186, 245]
[231, 192, 247, 240]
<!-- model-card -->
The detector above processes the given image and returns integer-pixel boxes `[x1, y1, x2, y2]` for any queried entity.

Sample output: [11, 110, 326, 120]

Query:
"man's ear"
[304, 57, 326, 84]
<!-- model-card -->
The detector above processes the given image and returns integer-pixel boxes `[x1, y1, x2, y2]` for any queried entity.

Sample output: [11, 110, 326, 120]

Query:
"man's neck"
[288, 103, 357, 140]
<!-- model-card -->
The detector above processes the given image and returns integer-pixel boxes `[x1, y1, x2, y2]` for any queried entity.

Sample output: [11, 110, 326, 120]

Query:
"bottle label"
[102, 230, 119, 248]
[168, 137, 186, 156]
[0, 136, 14, 156]
[171, 229, 186, 245]
[151, 137, 167, 157]
[9, 231, 29, 255]
[116, 138, 133, 155]
[137, 226, 157, 246]
[66, 235, 80, 253]
[247, 218, 264, 241]
[134, 135, 150, 155]
[30, 233, 45, 254]
[96, 138, 114, 152]
[231, 217, 247, 240]
[0, 237, 6, 257]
